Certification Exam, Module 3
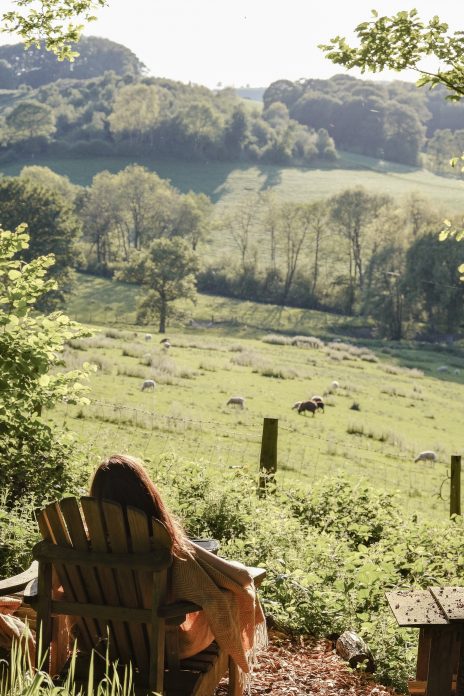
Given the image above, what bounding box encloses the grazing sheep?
[144,333,152,341]
[297,400,318,416]
[454,368,461,375]
[414,450,437,464]
[292,401,302,410]
[141,379,156,392]
[331,380,340,389]
[311,396,325,412]
[437,365,449,373]
[227,396,245,409]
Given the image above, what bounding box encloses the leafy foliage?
[0,226,91,504]
[320,9,464,99]
[1,0,108,61]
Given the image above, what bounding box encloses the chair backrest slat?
[79,497,133,664]
[40,504,96,652]
[59,498,106,646]
[101,500,149,673]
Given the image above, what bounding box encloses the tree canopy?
[2,0,107,60]
[320,9,464,100]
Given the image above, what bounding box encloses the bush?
[0,227,90,509]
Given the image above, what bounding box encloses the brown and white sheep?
[297,400,318,416]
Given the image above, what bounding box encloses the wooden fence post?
[450,455,462,517]
[258,417,278,496]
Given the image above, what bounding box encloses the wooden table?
[387,587,464,696]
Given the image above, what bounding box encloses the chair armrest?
[0,561,38,595]
[247,566,266,588]
[23,577,38,605]
[158,601,202,619]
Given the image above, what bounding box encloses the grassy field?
[57,274,464,523]
[3,151,464,211]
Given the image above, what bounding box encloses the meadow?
[3,153,464,261]
[59,274,464,524]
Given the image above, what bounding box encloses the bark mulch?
[216,631,397,695]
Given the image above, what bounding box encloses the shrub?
[0,227,90,509]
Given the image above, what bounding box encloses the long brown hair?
[89,454,190,557]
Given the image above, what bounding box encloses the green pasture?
[3,150,464,210]
[58,274,464,522]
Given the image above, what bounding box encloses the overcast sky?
[2,0,464,88]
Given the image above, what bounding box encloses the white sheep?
[227,396,245,409]
[162,340,171,350]
[291,401,302,410]
[144,333,152,341]
[414,450,437,464]
[454,368,461,375]
[331,380,340,389]
[141,379,156,392]
[437,365,449,373]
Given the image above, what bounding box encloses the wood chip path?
[216,632,397,695]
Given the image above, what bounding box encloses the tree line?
[0,40,336,167]
[1,163,464,339]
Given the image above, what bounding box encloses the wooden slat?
[430,587,464,622]
[148,517,168,695]
[80,497,132,663]
[416,627,431,680]
[386,590,448,627]
[42,503,98,651]
[101,500,149,673]
[35,560,52,672]
[158,601,202,618]
[247,566,266,588]
[0,561,38,594]
[33,540,171,570]
[50,600,152,623]
[427,625,456,696]
[59,498,106,646]
[38,508,93,659]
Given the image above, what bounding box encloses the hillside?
[61,273,464,524]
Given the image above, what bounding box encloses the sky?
[2,0,464,88]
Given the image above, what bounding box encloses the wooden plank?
[427,625,455,696]
[192,647,228,696]
[101,500,149,673]
[416,627,431,681]
[158,601,202,618]
[80,497,132,664]
[59,497,106,646]
[148,516,168,695]
[0,561,38,594]
[386,590,448,627]
[44,503,99,651]
[35,561,52,672]
[50,600,152,623]
[227,657,240,696]
[38,507,93,658]
[430,587,464,622]
[455,628,464,696]
[247,567,266,588]
[33,540,171,570]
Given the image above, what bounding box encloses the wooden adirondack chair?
[4,496,265,696]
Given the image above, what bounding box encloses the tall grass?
[1,640,142,696]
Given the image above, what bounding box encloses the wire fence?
[54,397,453,521]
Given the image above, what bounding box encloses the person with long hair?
[89,454,267,693]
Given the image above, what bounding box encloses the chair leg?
[227,656,241,696]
